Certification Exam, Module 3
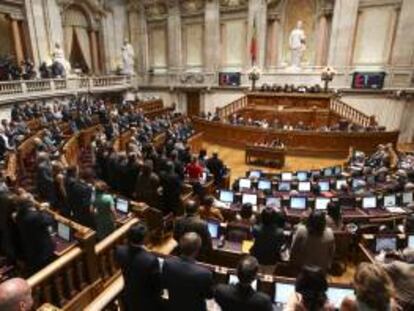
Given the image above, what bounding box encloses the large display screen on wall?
[352,72,386,90]
[219,72,241,87]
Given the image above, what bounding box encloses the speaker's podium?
[245,144,286,168]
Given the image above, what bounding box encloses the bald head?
[0,278,33,311]
[179,232,202,259]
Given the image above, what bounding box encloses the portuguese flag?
[250,18,258,66]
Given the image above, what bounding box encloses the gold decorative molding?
[144,0,168,19]
[180,0,205,14]
[220,0,248,10]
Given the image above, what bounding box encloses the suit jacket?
[15,208,54,272]
[214,283,273,311]
[206,157,225,183]
[115,245,162,311]
[160,172,182,214]
[65,177,94,227]
[36,161,57,204]
[173,215,212,255]
[162,256,213,311]
[250,224,286,265]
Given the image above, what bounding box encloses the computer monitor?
[375,236,397,253]
[315,197,331,210]
[362,196,377,209]
[239,178,252,189]
[333,166,342,176]
[219,190,234,203]
[352,178,364,190]
[298,181,311,192]
[336,179,348,190]
[327,287,355,309]
[318,181,330,192]
[57,222,71,242]
[274,282,295,305]
[266,197,281,209]
[324,167,333,177]
[403,192,413,205]
[383,194,396,207]
[258,180,272,191]
[290,197,306,210]
[116,198,129,214]
[408,235,414,248]
[311,170,321,178]
[249,170,262,179]
[242,193,257,206]
[296,171,308,182]
[228,274,257,290]
[207,221,220,239]
[278,182,291,192]
[281,172,293,181]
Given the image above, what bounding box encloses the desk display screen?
[336,179,348,190]
[352,72,386,89]
[258,180,271,191]
[334,166,342,175]
[266,197,281,209]
[220,190,234,203]
[362,197,377,209]
[228,274,257,290]
[403,192,413,205]
[318,181,330,192]
[352,178,364,189]
[298,182,311,192]
[58,223,71,241]
[315,197,331,210]
[249,170,261,179]
[207,222,220,239]
[327,288,355,308]
[408,235,414,248]
[296,171,308,181]
[239,178,252,189]
[281,172,293,181]
[375,237,397,253]
[274,282,295,304]
[242,193,257,206]
[116,198,129,213]
[383,195,396,207]
[290,197,306,210]
[278,182,291,192]
[324,168,333,177]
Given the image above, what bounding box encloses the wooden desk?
[245,145,286,168]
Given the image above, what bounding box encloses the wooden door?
[186,92,200,117]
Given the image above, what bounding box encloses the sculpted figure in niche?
[121,39,135,76]
[52,42,70,77]
[289,20,306,69]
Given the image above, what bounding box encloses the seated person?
[214,256,273,311]
[235,203,256,226]
[285,265,335,311]
[290,211,335,274]
[162,232,213,311]
[341,263,398,311]
[250,208,286,272]
[173,200,212,257]
[0,278,33,310]
[199,196,224,222]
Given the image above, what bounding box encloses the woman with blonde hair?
[341,263,397,311]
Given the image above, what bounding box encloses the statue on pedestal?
[121,39,135,76]
[52,42,70,77]
[289,20,306,69]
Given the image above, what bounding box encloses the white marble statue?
[121,40,135,76]
[289,21,306,69]
[52,42,71,76]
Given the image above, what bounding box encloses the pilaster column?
[167,0,182,71]
[204,0,220,72]
[266,15,280,69]
[9,15,25,65]
[391,0,414,67]
[90,29,100,74]
[327,0,359,68]
[315,13,329,67]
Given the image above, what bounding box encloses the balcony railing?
[0,76,134,104]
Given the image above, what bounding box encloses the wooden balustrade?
[84,275,124,311]
[330,99,373,127]
[216,95,248,119]
[25,80,52,92]
[136,99,163,112]
[187,132,204,154]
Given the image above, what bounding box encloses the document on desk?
[242,240,254,253]
[386,207,406,214]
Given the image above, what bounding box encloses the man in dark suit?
[115,223,162,311]
[173,200,212,257]
[162,232,213,311]
[160,161,183,215]
[36,152,57,206]
[206,151,225,186]
[15,199,55,274]
[214,256,273,311]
